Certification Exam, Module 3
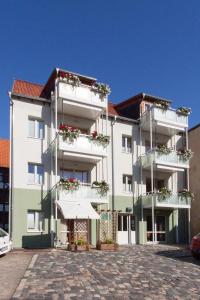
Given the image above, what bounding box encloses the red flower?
[59,124,65,130]
[92,131,98,138]
[68,178,76,183]
[59,71,66,78]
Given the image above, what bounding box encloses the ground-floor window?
[27,210,44,232]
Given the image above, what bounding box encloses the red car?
[191,233,200,258]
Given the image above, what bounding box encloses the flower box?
[68,243,90,252]
[96,241,118,251]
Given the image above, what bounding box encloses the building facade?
[189,124,200,237]
[0,140,9,231]
[10,69,192,248]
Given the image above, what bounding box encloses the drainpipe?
[111,116,117,210]
[8,92,13,240]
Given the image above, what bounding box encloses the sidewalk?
[0,251,33,300]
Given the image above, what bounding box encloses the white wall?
[12,98,51,190]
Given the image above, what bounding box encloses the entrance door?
[118,215,135,245]
[146,215,166,243]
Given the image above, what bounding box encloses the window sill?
[27,136,44,140]
[122,151,133,154]
[27,230,44,233]
[27,183,44,186]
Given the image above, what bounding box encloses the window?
[60,169,88,183]
[123,175,132,193]
[27,210,44,232]
[28,118,44,139]
[122,136,132,153]
[28,163,44,184]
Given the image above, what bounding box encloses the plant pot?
[96,243,118,251]
[75,244,90,252]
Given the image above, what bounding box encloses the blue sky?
[0,1,200,138]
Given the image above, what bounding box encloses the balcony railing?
[58,81,107,109]
[142,193,191,208]
[141,150,189,169]
[141,106,188,130]
[57,134,107,158]
[58,183,108,204]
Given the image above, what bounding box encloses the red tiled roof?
[108,102,119,116]
[12,80,44,98]
[0,140,9,168]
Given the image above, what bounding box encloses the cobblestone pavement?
[12,245,200,300]
[0,251,33,300]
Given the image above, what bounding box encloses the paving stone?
[11,245,200,299]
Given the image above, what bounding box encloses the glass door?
[146,215,166,243]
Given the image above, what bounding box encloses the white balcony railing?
[57,134,107,158]
[141,106,188,130]
[58,81,107,109]
[141,150,189,169]
[142,193,191,208]
[58,183,108,204]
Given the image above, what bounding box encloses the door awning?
[57,200,100,220]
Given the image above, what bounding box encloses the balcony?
[57,134,107,163]
[58,183,108,205]
[141,106,188,135]
[57,81,107,119]
[141,150,189,172]
[142,193,191,209]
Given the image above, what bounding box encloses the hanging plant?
[178,189,194,200]
[154,100,170,111]
[59,177,80,191]
[176,107,191,116]
[59,123,80,142]
[59,71,81,86]
[177,149,192,161]
[157,187,172,199]
[92,181,109,197]
[92,82,111,95]
[89,131,110,147]
[156,144,172,155]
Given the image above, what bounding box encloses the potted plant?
[178,189,194,200]
[59,123,80,142]
[96,239,118,251]
[68,240,90,252]
[59,71,81,86]
[177,149,192,161]
[59,177,80,191]
[154,100,170,111]
[176,107,191,116]
[156,144,172,155]
[157,187,172,199]
[92,82,111,95]
[92,181,109,197]
[89,131,110,147]
[75,239,90,251]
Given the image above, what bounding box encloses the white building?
[9,68,192,248]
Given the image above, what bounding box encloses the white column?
[55,79,58,247]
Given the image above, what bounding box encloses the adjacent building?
[189,124,200,237]
[0,139,9,231]
[9,69,192,248]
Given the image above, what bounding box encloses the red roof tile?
[12,80,44,98]
[108,102,119,116]
[0,140,9,168]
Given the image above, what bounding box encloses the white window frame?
[27,210,44,232]
[123,175,133,193]
[122,135,132,153]
[28,163,44,185]
[28,117,44,139]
